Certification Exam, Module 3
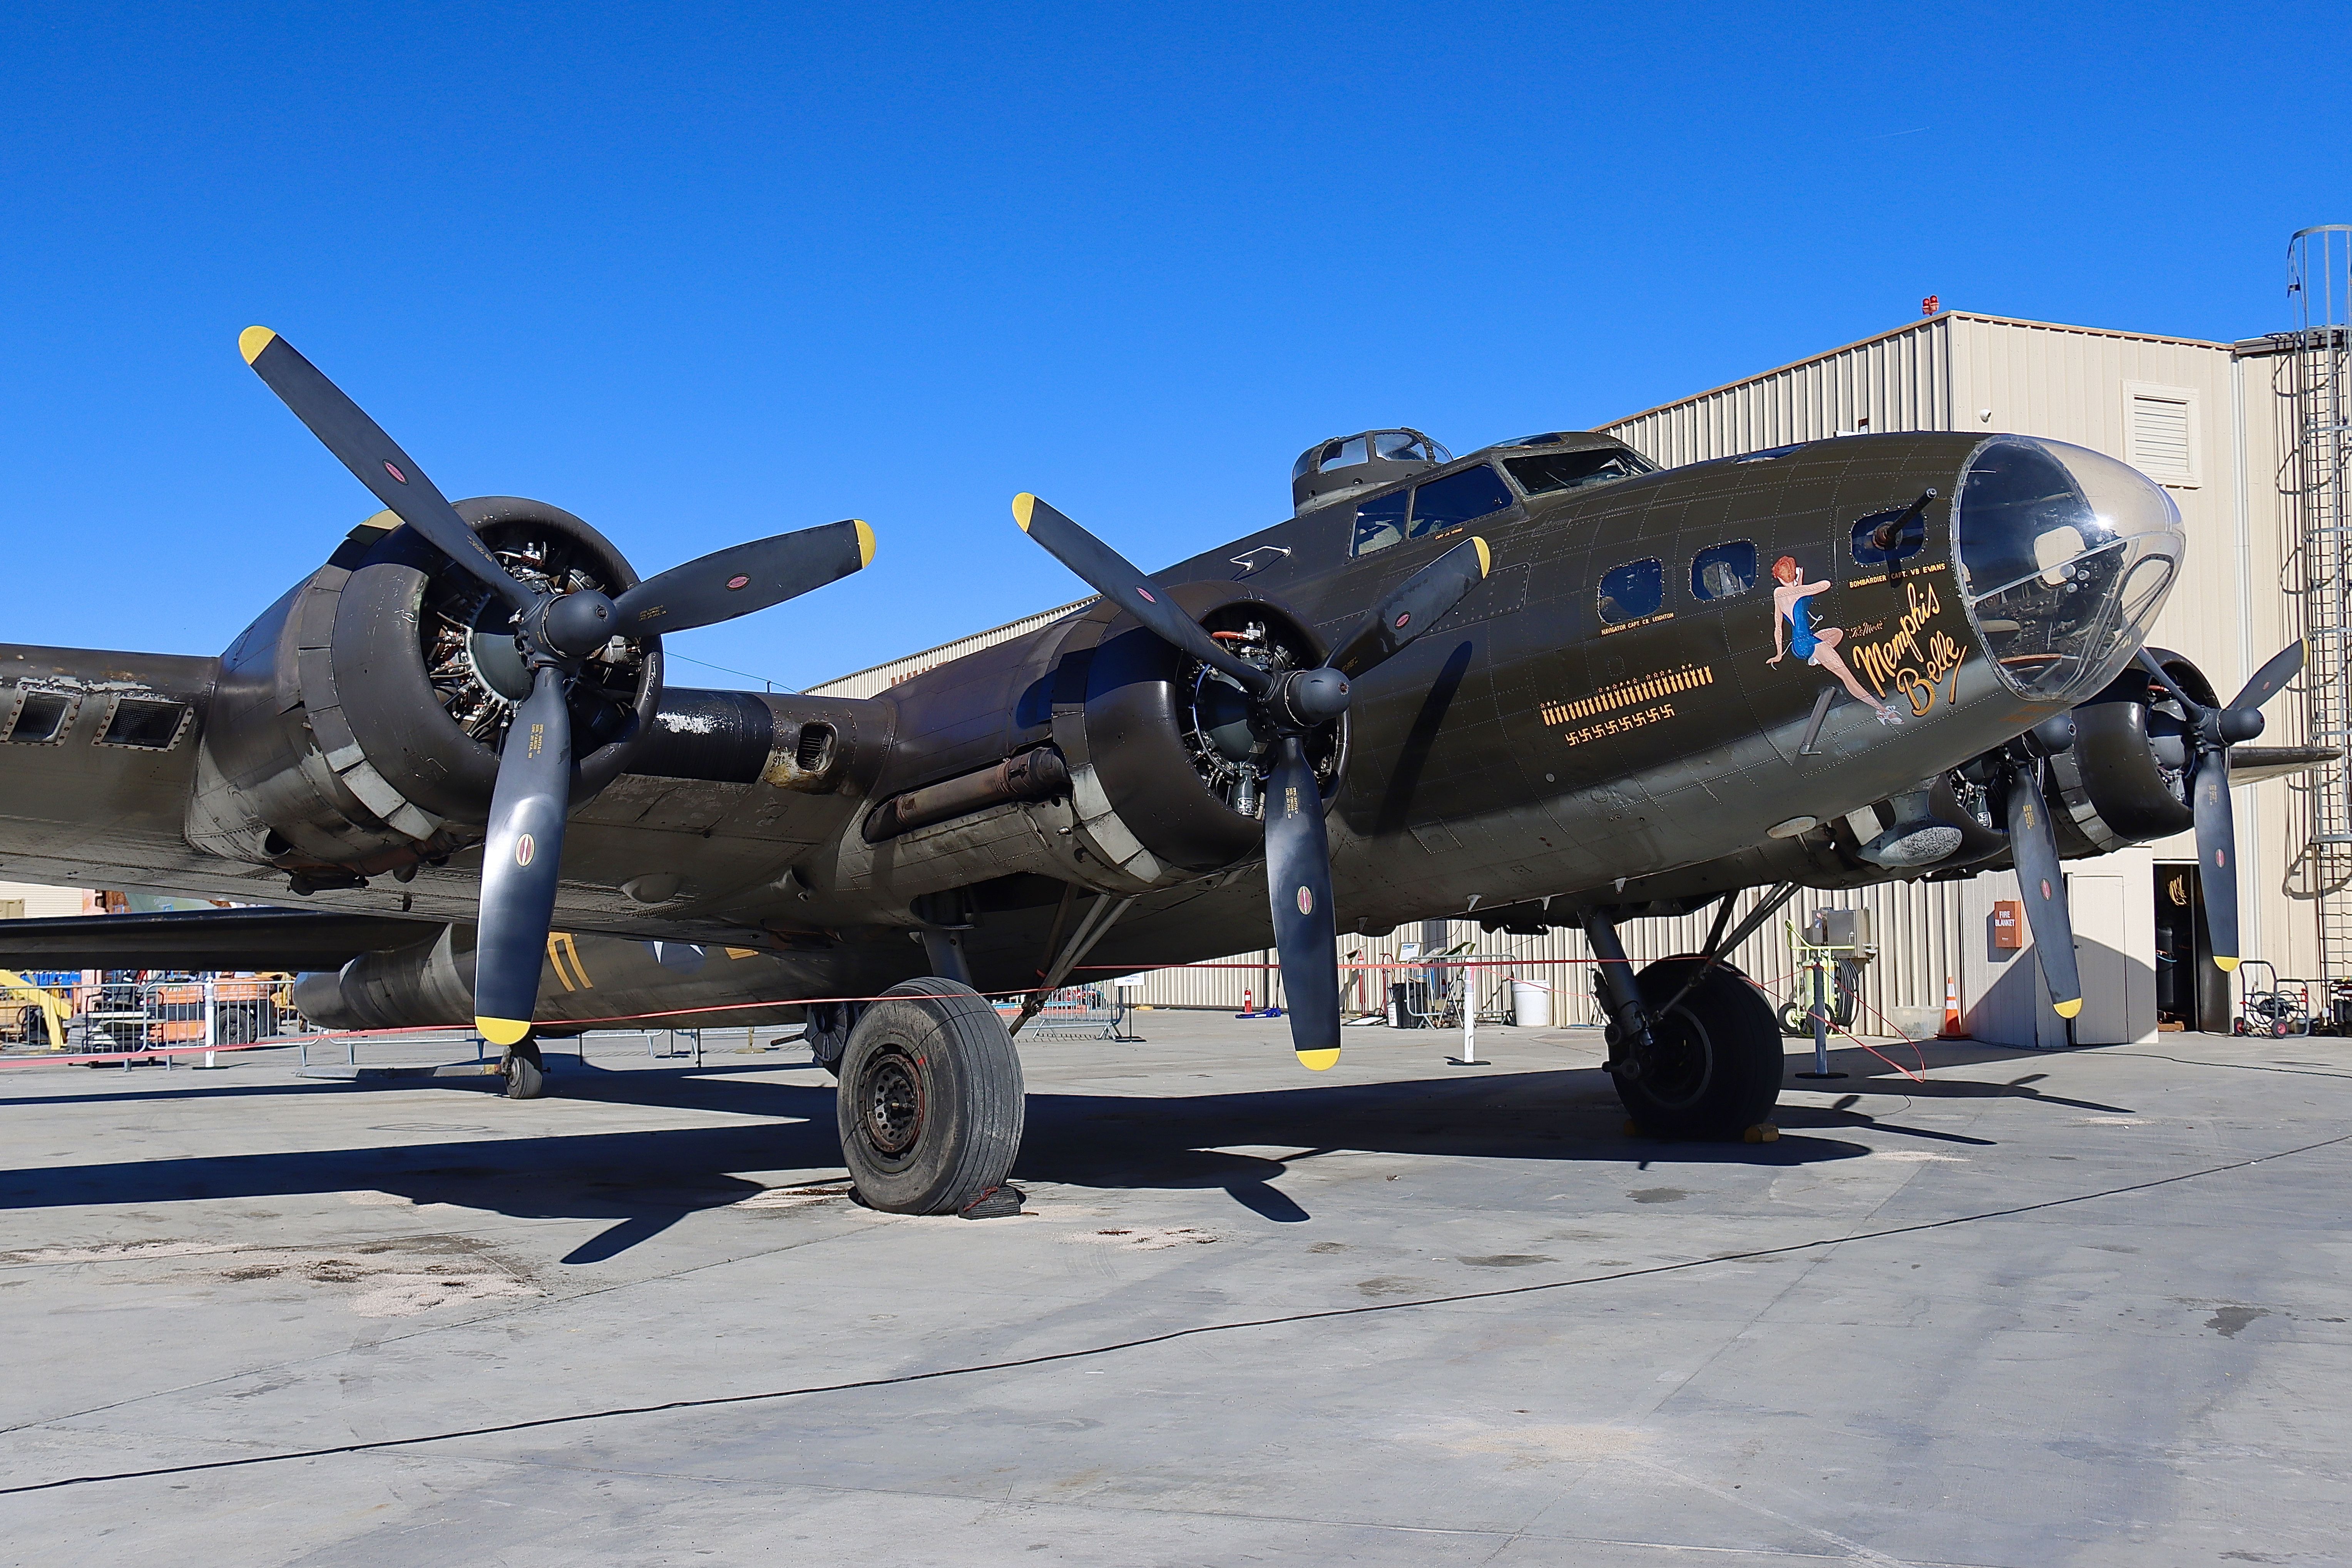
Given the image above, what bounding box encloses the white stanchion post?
[1459,951,1481,1064]
[202,976,217,1069]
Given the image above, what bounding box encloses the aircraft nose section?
[1954,435,2185,703]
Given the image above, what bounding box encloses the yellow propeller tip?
[1296,1048,1341,1072]
[238,325,278,365]
[1472,537,1491,577]
[2215,956,2240,972]
[2053,998,2084,1019]
[477,1016,532,1046]
[852,518,876,569]
[1011,494,1036,532]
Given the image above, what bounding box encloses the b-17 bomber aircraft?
[0,330,2317,1215]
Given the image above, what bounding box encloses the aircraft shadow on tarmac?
[0,1040,2124,1261]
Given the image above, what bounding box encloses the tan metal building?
[813,302,2347,1044]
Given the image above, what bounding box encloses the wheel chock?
[1744,1123,1780,1143]
[959,1183,1026,1220]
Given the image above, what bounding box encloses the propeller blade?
[1264,734,1341,1070]
[2004,757,2083,1020]
[1012,494,1269,692]
[2230,638,2305,713]
[2190,747,2240,972]
[473,667,574,1046]
[2138,649,2200,713]
[239,328,534,613]
[1327,537,1493,678]
[611,519,876,637]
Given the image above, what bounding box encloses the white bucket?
[1511,979,1552,1029]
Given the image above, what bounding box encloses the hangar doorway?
[2155,862,2230,1032]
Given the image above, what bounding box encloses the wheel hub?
[1640,1004,1715,1111]
[858,1048,925,1156]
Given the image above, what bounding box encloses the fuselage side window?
[1850,503,1928,567]
[1691,540,1758,601]
[1407,464,1514,540]
[1504,448,1654,497]
[1350,489,1410,556]
[1598,558,1665,625]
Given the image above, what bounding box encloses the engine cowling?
[831,580,1346,911]
[2045,646,2205,857]
[186,498,661,889]
[1048,581,1346,877]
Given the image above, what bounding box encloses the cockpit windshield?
[1504,447,1654,496]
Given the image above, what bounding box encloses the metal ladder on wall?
[2279,227,2352,988]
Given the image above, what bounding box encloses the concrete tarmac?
[1,1014,2347,1566]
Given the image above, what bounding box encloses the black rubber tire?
[836,977,1024,1215]
[1776,1000,1807,1038]
[502,1036,547,1100]
[1615,958,1784,1140]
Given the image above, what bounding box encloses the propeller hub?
[1276,667,1352,730]
[2026,713,2077,756]
[2220,708,2265,744]
[538,589,618,659]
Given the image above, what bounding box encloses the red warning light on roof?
[1922,295,1940,317]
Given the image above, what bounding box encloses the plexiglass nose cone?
[1954,436,2185,703]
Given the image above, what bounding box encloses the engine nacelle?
[186,499,661,889]
[830,581,1344,911]
[2044,647,2205,857]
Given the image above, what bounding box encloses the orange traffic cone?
[1938,976,1964,1038]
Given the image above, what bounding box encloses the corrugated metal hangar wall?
[816,310,2325,1039]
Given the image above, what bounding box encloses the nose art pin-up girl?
[1767,556,1902,725]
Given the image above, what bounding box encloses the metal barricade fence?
[1012,985,1127,1040]
[0,974,305,1057]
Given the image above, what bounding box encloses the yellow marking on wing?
[2215,956,2240,973]
[478,1016,532,1046]
[1471,537,1491,577]
[1296,1047,1341,1072]
[545,934,576,992]
[724,946,759,959]
[853,518,876,568]
[1011,494,1037,532]
[238,325,278,364]
[2053,997,2083,1019]
[549,931,591,989]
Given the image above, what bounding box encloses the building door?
[2154,862,2230,1032]
[2067,872,2130,1045]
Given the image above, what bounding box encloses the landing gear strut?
[836,978,1025,1214]
[1583,915,1782,1139]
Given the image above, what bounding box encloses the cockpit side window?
[1504,448,1655,497]
[1350,489,1410,556]
[1406,465,1514,539]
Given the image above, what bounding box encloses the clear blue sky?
[1,2,2337,690]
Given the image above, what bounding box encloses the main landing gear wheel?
[501,1034,547,1100]
[1614,958,1783,1140]
[836,977,1025,1215]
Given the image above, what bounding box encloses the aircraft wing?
[2225,745,2342,787]
[0,908,436,971]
